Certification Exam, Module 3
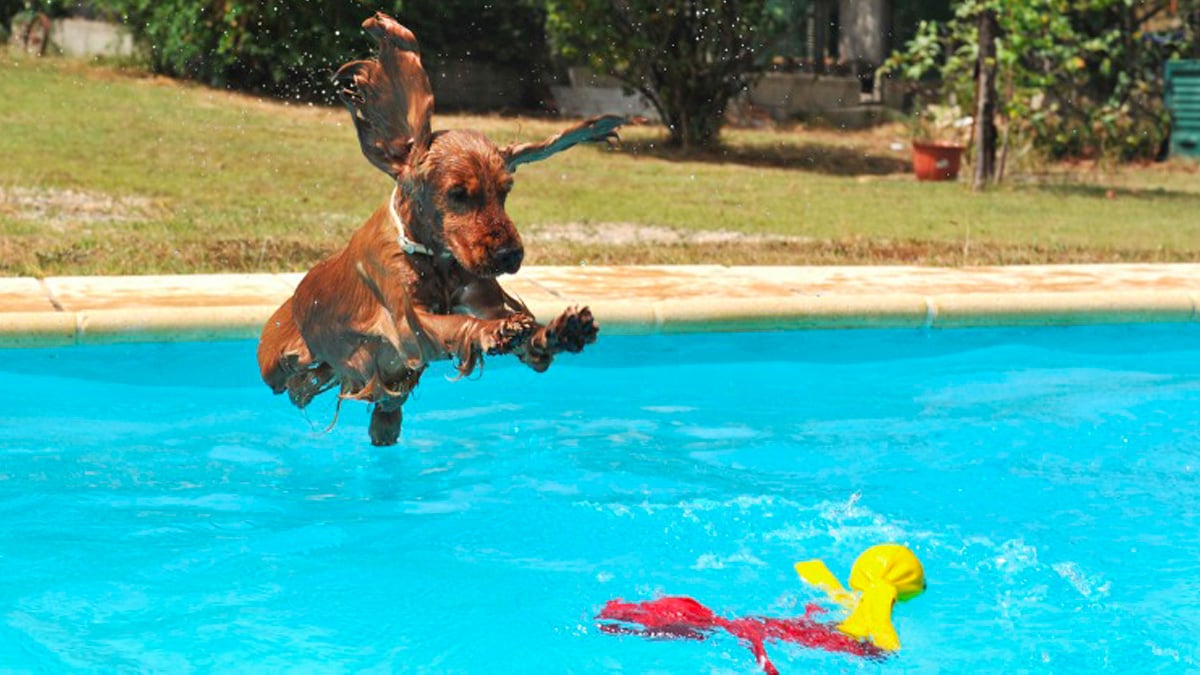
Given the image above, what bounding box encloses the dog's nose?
[494,244,524,274]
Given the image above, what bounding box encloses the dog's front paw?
[547,306,599,354]
[482,313,537,355]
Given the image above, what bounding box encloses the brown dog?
[257,13,626,445]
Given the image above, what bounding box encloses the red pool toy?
[596,544,927,672]
[596,596,884,674]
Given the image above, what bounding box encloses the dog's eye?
[448,186,469,203]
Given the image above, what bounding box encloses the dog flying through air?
[257,13,628,445]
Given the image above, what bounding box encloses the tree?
[544,0,785,151]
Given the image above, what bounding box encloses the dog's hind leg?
[364,367,424,446]
[370,401,403,447]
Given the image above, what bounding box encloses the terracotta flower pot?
[911,140,965,181]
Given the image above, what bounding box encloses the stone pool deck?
[1,263,1199,347]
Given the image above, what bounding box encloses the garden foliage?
[885,0,1200,161]
[81,0,547,103]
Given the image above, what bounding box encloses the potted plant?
[909,102,971,181]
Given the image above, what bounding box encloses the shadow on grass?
[1028,182,1200,202]
[621,139,911,176]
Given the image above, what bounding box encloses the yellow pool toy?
[794,543,926,651]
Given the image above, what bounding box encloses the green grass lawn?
[2,56,1199,276]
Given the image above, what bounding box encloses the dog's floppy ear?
[334,13,434,179]
[501,115,628,171]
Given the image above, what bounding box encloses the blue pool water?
[2,324,1200,672]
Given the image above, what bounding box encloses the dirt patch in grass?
[526,222,810,246]
[0,234,337,277]
[524,237,1194,267]
[0,186,161,229]
[4,229,1193,278]
[524,221,1198,265]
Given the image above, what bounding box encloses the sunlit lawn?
[1,56,1198,276]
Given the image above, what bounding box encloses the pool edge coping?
[2,264,1199,346]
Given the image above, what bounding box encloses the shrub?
[95,0,549,103]
[95,0,374,100]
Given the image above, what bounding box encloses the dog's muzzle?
[492,244,524,275]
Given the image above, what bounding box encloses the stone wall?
[547,69,897,127]
[49,18,134,58]
[747,73,862,120]
[549,67,659,121]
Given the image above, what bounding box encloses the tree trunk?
[664,102,726,151]
[973,8,998,191]
[657,78,733,151]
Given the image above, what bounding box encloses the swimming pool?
[1,323,1198,671]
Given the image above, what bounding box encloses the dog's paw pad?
[484,314,537,355]
[551,306,599,353]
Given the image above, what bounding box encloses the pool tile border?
[931,290,1199,327]
[2,265,1199,347]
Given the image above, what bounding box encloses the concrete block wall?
[51,18,134,58]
